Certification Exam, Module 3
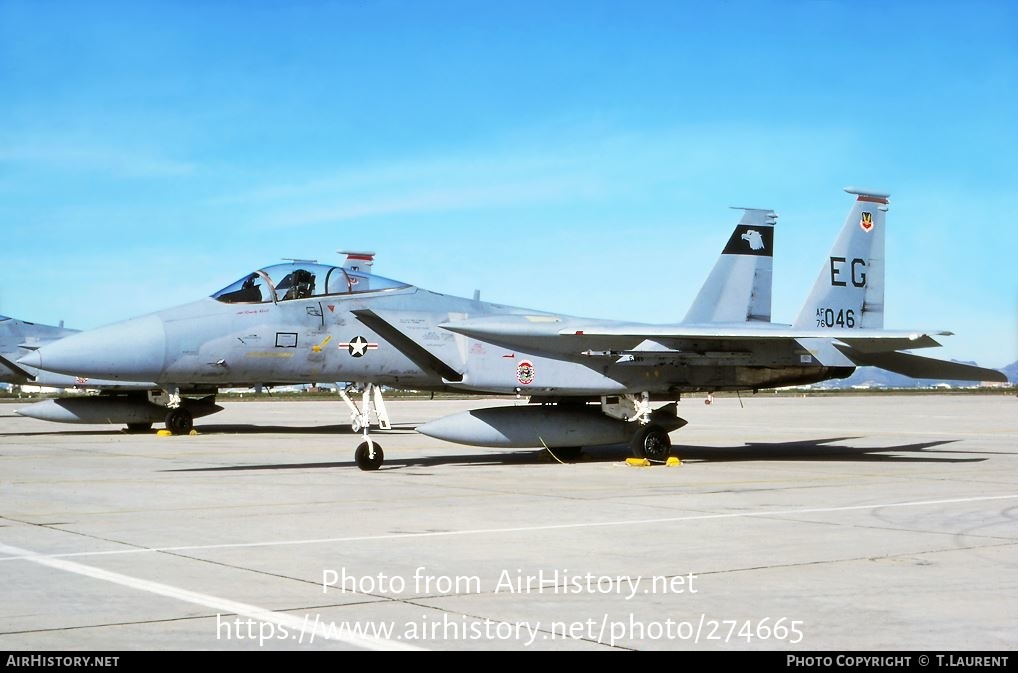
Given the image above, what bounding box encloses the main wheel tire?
[355,441,384,471]
[125,423,153,434]
[165,408,194,435]
[630,425,672,462]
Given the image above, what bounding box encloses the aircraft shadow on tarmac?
[0,422,998,469]
[164,435,992,473]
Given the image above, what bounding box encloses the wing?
[440,316,1006,383]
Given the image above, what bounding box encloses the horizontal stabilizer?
[838,335,944,353]
[837,348,1007,382]
[352,309,464,382]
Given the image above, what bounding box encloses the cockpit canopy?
[212,263,410,304]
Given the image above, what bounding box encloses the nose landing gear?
[340,383,390,471]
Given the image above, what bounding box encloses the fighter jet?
[19,189,1005,469]
[1,314,223,431]
[11,212,769,435]
[9,251,380,430]
[1,315,77,386]
[1,315,157,393]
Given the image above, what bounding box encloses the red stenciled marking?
[856,195,888,204]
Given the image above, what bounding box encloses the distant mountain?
[815,360,1014,390]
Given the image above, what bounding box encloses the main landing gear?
[630,424,672,462]
[602,392,676,463]
[163,387,194,435]
[339,383,390,471]
[164,407,194,435]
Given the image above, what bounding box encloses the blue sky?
[1,0,1016,367]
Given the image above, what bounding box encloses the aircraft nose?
[19,314,167,380]
[16,350,41,369]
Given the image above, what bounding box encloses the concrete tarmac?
[1,393,1016,651]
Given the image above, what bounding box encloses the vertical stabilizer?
[683,208,776,323]
[339,250,376,273]
[794,188,889,330]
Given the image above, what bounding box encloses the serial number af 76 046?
[815,307,856,328]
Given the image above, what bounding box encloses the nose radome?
[17,350,41,369]
[19,314,167,380]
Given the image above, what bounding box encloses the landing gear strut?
[159,386,194,435]
[340,383,390,471]
[601,392,677,463]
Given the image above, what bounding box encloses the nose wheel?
[355,440,384,471]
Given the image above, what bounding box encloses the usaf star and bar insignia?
[339,336,379,358]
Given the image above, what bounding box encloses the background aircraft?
[1,314,219,431]
[1,314,77,386]
[19,190,1005,469]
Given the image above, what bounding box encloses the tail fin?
[793,188,889,330]
[682,207,776,324]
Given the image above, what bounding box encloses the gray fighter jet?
[11,212,773,437]
[19,189,1005,469]
[1,315,78,387]
[1,314,223,431]
[13,207,775,449]
[9,251,380,430]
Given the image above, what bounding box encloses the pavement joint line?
[1,493,1016,563]
[0,542,422,652]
